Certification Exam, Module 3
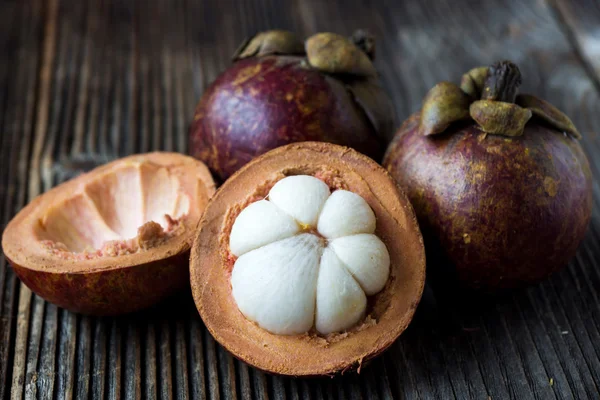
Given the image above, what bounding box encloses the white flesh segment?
[229,200,300,257]
[231,234,322,335]
[268,175,330,226]
[317,190,376,239]
[315,248,367,334]
[329,234,390,295]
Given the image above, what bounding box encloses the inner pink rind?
[34,162,191,255]
[140,163,180,229]
[38,193,121,252]
[85,165,144,238]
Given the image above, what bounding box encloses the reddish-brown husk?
[9,251,189,315]
[189,56,385,181]
[384,114,592,290]
[2,152,216,315]
[190,142,426,376]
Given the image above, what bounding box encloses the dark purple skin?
[383,114,593,290]
[189,56,384,181]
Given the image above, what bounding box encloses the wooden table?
[1,0,600,398]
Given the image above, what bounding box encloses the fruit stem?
[350,30,375,60]
[481,61,522,103]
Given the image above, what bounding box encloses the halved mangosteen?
[190,142,426,376]
[2,152,216,315]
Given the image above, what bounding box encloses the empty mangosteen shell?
[190,142,426,376]
[2,152,216,315]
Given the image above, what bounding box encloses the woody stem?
[481,61,522,103]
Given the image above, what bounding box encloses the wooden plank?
[550,0,600,85]
[217,346,237,400]
[23,297,45,399]
[189,312,207,400]
[236,359,251,400]
[174,320,190,400]
[36,303,58,399]
[159,321,173,400]
[271,375,287,400]
[205,328,221,400]
[106,320,123,400]
[27,1,85,398]
[122,323,142,399]
[1,0,600,399]
[0,0,29,395]
[75,316,92,398]
[537,4,600,395]
[252,368,269,400]
[91,320,108,399]
[144,322,158,399]
[55,310,78,400]
[9,0,54,397]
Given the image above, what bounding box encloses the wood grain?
[1,0,600,399]
[550,0,600,86]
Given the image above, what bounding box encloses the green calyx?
[232,29,394,142]
[233,30,378,77]
[233,30,305,60]
[305,32,377,77]
[419,60,581,139]
[419,82,471,136]
[516,94,582,139]
[470,100,532,137]
[460,67,488,99]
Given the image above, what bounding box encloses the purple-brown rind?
[384,114,592,290]
[189,56,385,181]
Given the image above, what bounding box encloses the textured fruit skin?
[8,252,189,315]
[189,56,384,181]
[384,114,593,290]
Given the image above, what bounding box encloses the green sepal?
[419,82,471,136]
[233,30,304,60]
[517,94,582,139]
[470,100,532,137]
[460,67,489,99]
[305,33,377,77]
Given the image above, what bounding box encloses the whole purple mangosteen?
[383,61,592,291]
[189,30,395,181]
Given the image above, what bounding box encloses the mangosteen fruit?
[1,152,216,315]
[189,29,395,181]
[383,61,592,291]
[190,142,426,376]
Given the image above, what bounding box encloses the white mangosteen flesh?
[229,175,390,335]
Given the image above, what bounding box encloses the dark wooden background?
[1,0,600,398]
